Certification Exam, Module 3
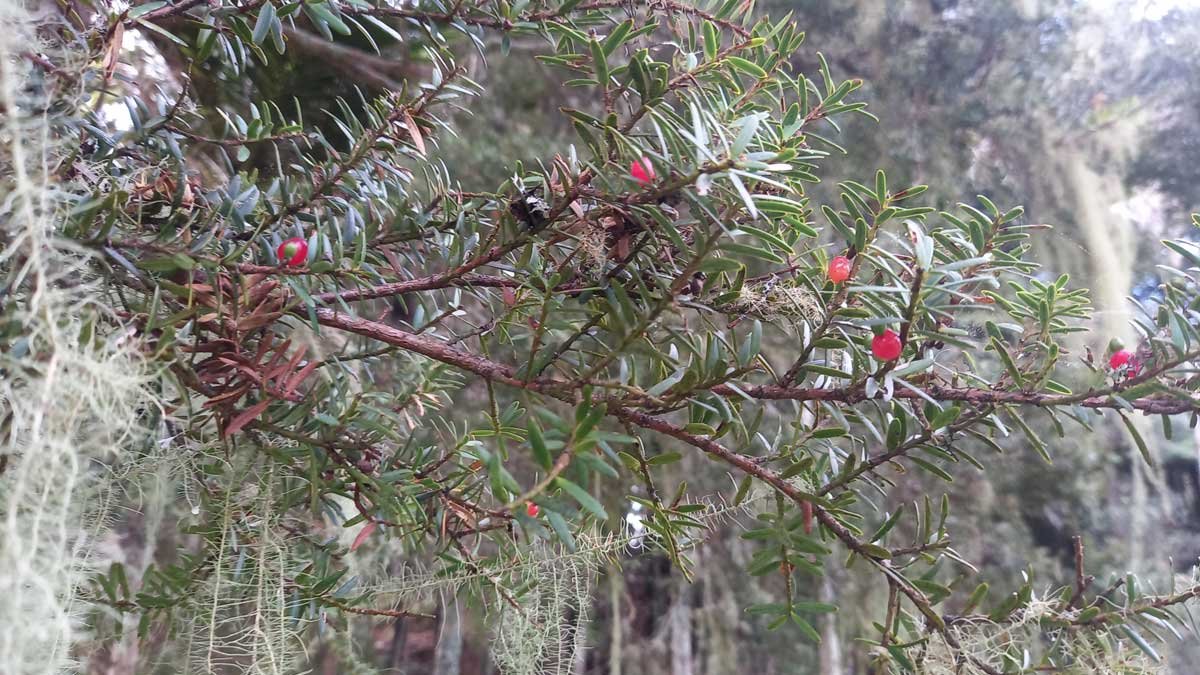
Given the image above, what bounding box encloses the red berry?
[827,255,852,284]
[525,502,540,517]
[871,329,903,362]
[630,157,655,185]
[276,237,308,267]
[1109,349,1133,370]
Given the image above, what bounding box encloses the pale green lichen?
[0,3,158,671]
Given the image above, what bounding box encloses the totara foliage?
[3,0,1200,673]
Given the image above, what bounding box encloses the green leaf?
[733,475,753,505]
[1007,409,1051,463]
[1120,625,1162,663]
[737,319,762,366]
[790,613,821,641]
[252,3,277,45]
[745,602,788,616]
[963,583,989,614]
[885,417,905,450]
[727,172,758,219]
[546,510,577,552]
[869,507,903,543]
[699,256,744,273]
[601,19,633,56]
[556,477,608,520]
[702,21,719,61]
[589,38,609,86]
[989,338,1025,388]
[911,578,951,604]
[301,1,350,37]
[929,406,961,430]
[1163,239,1200,268]
[811,427,846,439]
[528,420,551,470]
[726,56,766,79]
[802,364,850,379]
[891,358,935,378]
[792,601,838,614]
[128,1,166,18]
[886,644,915,671]
[908,457,952,482]
[721,242,784,263]
[1118,412,1154,468]
[138,254,195,272]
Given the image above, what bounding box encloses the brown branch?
[1069,535,1092,609]
[313,273,519,305]
[313,304,1200,419]
[130,0,208,24]
[323,596,435,620]
[281,26,416,92]
[334,0,751,38]
[723,379,1200,416]
[304,307,1200,671]
[307,307,992,670]
[164,124,307,148]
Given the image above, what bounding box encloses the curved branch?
[728,379,1200,415]
[305,306,998,671]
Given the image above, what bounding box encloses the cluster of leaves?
[15,0,1200,671]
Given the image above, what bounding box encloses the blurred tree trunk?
[608,567,623,675]
[818,573,843,675]
[433,601,462,675]
[1064,142,1174,575]
[668,583,693,675]
[386,619,407,672]
[698,543,740,675]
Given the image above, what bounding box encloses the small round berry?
[871,329,903,362]
[525,502,540,518]
[827,255,852,284]
[276,237,308,267]
[630,157,656,185]
[1109,349,1133,370]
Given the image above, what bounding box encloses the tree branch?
[307,307,1001,670]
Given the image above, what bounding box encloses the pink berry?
[1109,349,1133,370]
[871,329,903,362]
[827,256,852,284]
[630,157,655,185]
[526,502,540,517]
[276,237,308,267]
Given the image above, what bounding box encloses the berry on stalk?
[871,329,903,361]
[526,502,540,517]
[277,237,308,267]
[827,255,852,284]
[1109,349,1133,370]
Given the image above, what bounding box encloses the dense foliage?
[3,1,1200,673]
